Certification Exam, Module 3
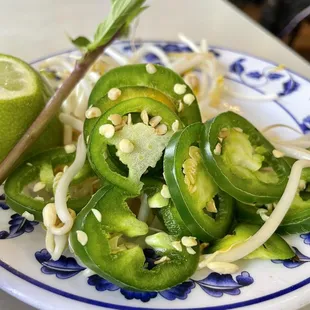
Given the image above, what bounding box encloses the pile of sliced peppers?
[5,63,309,292]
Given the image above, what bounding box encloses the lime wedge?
[0,54,62,163]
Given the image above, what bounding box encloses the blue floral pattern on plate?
[0,214,39,239]
[229,57,300,97]
[272,247,310,268]
[268,72,284,80]
[35,249,85,279]
[0,194,9,210]
[195,271,254,297]
[230,58,246,75]
[36,248,254,303]
[301,233,310,245]
[300,116,310,133]
[87,271,253,302]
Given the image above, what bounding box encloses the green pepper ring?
[69,185,200,291]
[88,97,183,195]
[84,86,177,139]
[201,111,291,204]
[88,64,201,126]
[164,122,234,241]
[236,196,310,235]
[4,148,95,221]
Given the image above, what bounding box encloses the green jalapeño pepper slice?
[157,200,191,237]
[206,224,294,260]
[69,186,199,291]
[87,64,201,133]
[88,97,182,194]
[85,86,177,139]
[236,168,310,234]
[201,112,291,204]
[164,122,234,242]
[4,147,100,221]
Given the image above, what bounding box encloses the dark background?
[229,0,310,61]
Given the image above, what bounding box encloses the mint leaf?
[87,0,147,51]
[119,6,148,38]
[70,36,91,49]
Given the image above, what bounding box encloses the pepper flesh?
[236,168,310,234]
[4,147,98,221]
[84,86,176,139]
[88,97,182,194]
[201,112,291,204]
[164,122,234,241]
[88,64,201,127]
[69,186,199,291]
[206,223,294,260]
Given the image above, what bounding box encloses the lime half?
[0,54,62,163]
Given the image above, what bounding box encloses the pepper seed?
[299,180,306,191]
[22,211,35,221]
[219,128,229,138]
[127,113,132,125]
[146,63,157,74]
[206,261,239,274]
[99,124,115,138]
[233,127,243,133]
[154,256,170,265]
[34,196,44,201]
[33,181,46,192]
[155,124,168,135]
[108,88,122,101]
[272,149,284,158]
[141,110,149,125]
[173,83,187,95]
[64,144,76,154]
[119,139,134,153]
[161,184,171,199]
[91,208,102,222]
[181,236,197,247]
[115,124,125,131]
[178,101,184,112]
[172,120,179,132]
[172,241,182,252]
[85,107,102,119]
[149,115,162,127]
[183,93,195,105]
[76,230,88,246]
[186,247,196,255]
[206,199,217,213]
[214,143,222,155]
[108,114,122,125]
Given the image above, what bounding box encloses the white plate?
[1,40,310,310]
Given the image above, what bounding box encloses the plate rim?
[1,40,310,310]
[29,39,310,85]
[1,258,310,310]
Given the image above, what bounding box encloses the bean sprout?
[199,160,310,267]
[105,47,130,65]
[59,113,84,132]
[129,44,172,67]
[51,134,86,235]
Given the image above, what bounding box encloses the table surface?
[1,0,310,309]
